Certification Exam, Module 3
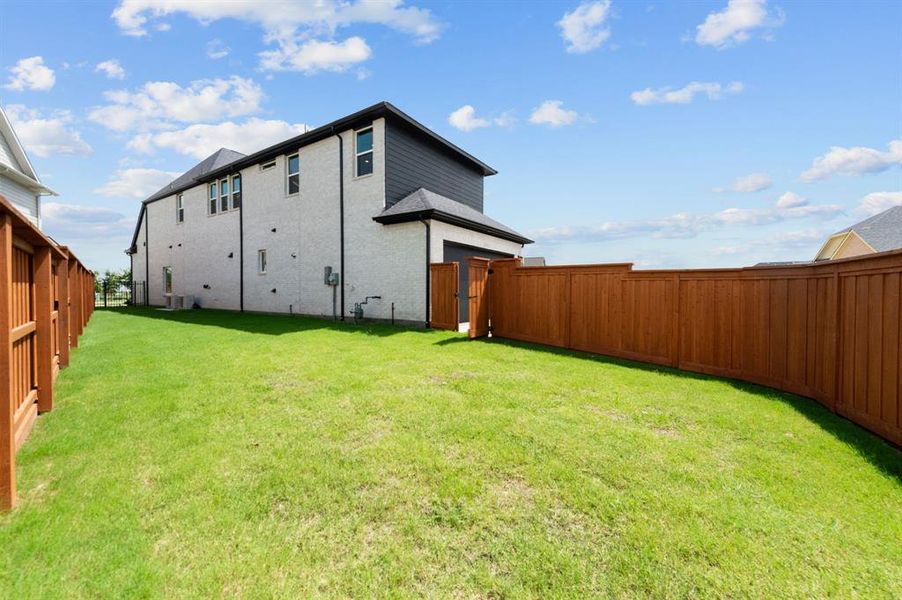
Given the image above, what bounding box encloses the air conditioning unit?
[182,295,194,310]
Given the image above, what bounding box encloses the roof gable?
[840,206,902,252]
[0,104,40,183]
[145,148,245,203]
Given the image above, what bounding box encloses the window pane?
[288,155,299,175]
[232,175,241,193]
[357,129,373,154]
[221,195,229,211]
[232,191,241,210]
[288,174,299,195]
[220,179,229,195]
[210,183,217,199]
[210,198,217,214]
[357,152,373,176]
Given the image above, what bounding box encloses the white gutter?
[0,163,57,196]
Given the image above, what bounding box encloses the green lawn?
[2,308,900,598]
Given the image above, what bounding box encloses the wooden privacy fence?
[481,252,902,446]
[0,195,94,510]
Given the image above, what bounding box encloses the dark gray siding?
[384,122,484,212]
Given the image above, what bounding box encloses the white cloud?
[529,100,583,127]
[41,202,133,240]
[714,172,772,193]
[259,37,372,73]
[95,59,126,79]
[695,0,784,48]
[94,168,182,199]
[111,0,442,73]
[4,105,92,158]
[800,139,902,182]
[856,191,902,216]
[4,56,55,91]
[712,228,827,257]
[448,105,490,132]
[631,81,744,105]
[128,118,309,160]
[558,1,612,54]
[88,76,264,132]
[775,191,807,209]
[206,39,231,60]
[530,196,843,243]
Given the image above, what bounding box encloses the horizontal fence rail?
[0,194,94,510]
[487,253,902,446]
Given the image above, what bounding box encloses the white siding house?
[127,102,530,326]
[0,104,55,227]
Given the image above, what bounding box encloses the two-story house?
[0,104,55,227]
[127,102,532,326]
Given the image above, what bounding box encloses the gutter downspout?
[144,207,149,302]
[421,218,430,328]
[239,182,244,312]
[333,126,345,320]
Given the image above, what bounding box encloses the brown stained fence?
[0,195,94,510]
[486,253,902,446]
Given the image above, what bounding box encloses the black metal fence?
[95,280,147,308]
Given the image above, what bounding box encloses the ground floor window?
[258,250,267,274]
[163,266,172,294]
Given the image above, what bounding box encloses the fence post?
[58,254,70,367]
[103,279,107,308]
[0,214,15,510]
[68,260,79,348]
[35,247,54,414]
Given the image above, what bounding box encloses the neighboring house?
[814,206,902,261]
[0,104,55,227]
[127,101,532,325]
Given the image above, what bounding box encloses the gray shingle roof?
[838,205,902,252]
[145,148,245,203]
[374,188,532,244]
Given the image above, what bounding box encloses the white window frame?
[286,153,300,196]
[209,182,218,215]
[231,174,241,210]
[163,266,173,294]
[260,160,276,172]
[219,178,229,213]
[176,194,184,223]
[355,127,374,178]
[257,249,267,274]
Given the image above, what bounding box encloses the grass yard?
[1,308,900,598]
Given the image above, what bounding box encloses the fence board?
[487,253,902,446]
[0,196,93,510]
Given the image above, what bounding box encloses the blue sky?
[1,0,900,272]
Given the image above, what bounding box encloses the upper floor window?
[287,154,299,195]
[176,194,184,223]
[220,179,230,212]
[231,175,242,210]
[209,182,218,215]
[260,160,276,171]
[356,128,373,177]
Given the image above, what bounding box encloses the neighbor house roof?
[836,206,902,253]
[373,187,533,245]
[145,148,246,203]
[0,104,56,195]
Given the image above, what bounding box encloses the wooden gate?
[468,257,490,338]
[430,262,458,330]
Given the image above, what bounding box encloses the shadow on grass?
[96,306,434,338]
[96,307,901,481]
[460,334,902,482]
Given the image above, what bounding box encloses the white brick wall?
[130,117,523,324]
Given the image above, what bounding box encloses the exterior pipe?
[239,181,244,312]
[144,207,149,302]
[333,127,346,321]
[421,219,430,328]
